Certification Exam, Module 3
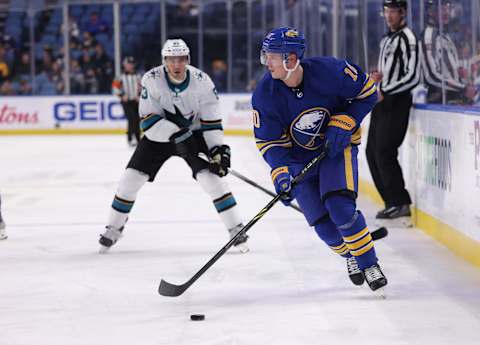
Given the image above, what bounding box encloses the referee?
[366,0,419,225]
[113,56,142,147]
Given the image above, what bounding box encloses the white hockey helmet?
[162,39,190,64]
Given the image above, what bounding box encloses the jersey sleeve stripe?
[356,76,377,99]
[140,114,162,131]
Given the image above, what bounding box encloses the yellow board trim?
[359,179,480,268]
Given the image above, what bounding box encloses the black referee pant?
[122,100,140,143]
[366,91,412,208]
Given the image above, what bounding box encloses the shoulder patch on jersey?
[192,70,207,81]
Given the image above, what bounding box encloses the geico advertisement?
[0,95,253,130]
[0,96,125,129]
[411,107,480,241]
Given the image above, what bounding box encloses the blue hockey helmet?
[261,27,306,64]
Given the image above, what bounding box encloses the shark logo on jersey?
[290,107,330,150]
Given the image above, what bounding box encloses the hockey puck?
[190,314,205,321]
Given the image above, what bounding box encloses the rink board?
[358,104,480,267]
[0,94,254,135]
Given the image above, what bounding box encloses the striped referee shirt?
[378,24,419,95]
[117,72,142,101]
[420,25,464,92]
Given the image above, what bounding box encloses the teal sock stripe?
[214,193,236,213]
[112,196,134,214]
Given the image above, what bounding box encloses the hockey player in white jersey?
[99,39,249,253]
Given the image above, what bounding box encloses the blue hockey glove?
[169,128,198,158]
[325,114,357,158]
[271,166,295,206]
[208,145,231,177]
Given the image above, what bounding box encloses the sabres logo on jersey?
[290,107,330,150]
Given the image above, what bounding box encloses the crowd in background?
[0,0,479,105]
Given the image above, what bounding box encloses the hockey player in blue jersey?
[252,27,387,292]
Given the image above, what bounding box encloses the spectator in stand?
[18,76,32,95]
[70,59,85,94]
[51,61,64,94]
[82,31,97,51]
[84,68,99,94]
[0,46,11,83]
[211,59,227,92]
[83,11,109,36]
[37,46,54,74]
[93,43,113,93]
[80,47,95,73]
[0,80,15,95]
[62,15,81,42]
[35,70,57,95]
[14,51,31,81]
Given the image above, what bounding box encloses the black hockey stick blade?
[158,152,327,297]
[371,226,388,241]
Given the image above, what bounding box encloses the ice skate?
[346,256,364,286]
[99,225,124,253]
[229,224,249,253]
[364,264,388,298]
[0,219,7,240]
[376,205,412,228]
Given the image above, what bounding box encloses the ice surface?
[0,135,479,345]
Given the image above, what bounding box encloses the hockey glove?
[169,128,198,158]
[208,145,231,177]
[271,166,295,206]
[325,114,356,158]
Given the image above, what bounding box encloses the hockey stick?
[228,169,303,213]
[158,151,328,297]
[227,168,387,241]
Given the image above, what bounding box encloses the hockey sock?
[108,168,148,229]
[325,195,377,269]
[313,214,351,258]
[196,169,243,230]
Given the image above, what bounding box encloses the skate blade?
[374,287,387,299]
[0,235,7,240]
[235,243,250,254]
[99,245,111,254]
[376,217,413,228]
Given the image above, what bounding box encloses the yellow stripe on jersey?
[271,166,289,183]
[356,75,377,99]
[256,134,292,155]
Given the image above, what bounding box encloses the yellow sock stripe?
[346,233,373,250]
[271,166,289,183]
[343,227,369,243]
[328,115,356,131]
[330,243,350,255]
[349,241,375,257]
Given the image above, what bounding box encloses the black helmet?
[383,0,407,9]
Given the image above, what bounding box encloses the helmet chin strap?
[281,59,300,81]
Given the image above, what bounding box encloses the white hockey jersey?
[139,65,224,148]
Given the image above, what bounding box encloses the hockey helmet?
[162,39,190,63]
[383,0,407,9]
[260,27,305,65]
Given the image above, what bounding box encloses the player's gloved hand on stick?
[271,166,295,206]
[325,114,356,158]
[169,127,198,158]
[208,145,231,177]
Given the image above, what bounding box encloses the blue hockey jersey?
[252,57,377,170]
